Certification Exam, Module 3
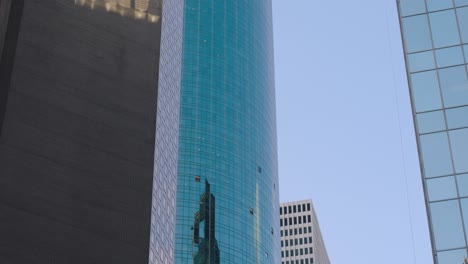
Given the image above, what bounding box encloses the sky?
[273,1,434,264]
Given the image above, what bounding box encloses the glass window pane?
[437,249,467,264]
[446,106,468,129]
[460,199,468,243]
[464,45,468,61]
[399,0,426,16]
[410,71,443,112]
[416,110,446,133]
[427,176,457,201]
[427,0,453,12]
[430,200,465,250]
[456,0,468,7]
[435,46,465,68]
[409,51,435,72]
[450,128,468,173]
[458,7,468,43]
[420,132,453,178]
[439,66,468,108]
[429,10,461,48]
[457,174,468,197]
[402,15,433,53]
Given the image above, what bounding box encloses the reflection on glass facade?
[175,0,280,263]
[398,1,468,263]
[74,0,162,23]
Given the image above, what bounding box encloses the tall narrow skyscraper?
[397,1,468,263]
[174,0,280,263]
[0,1,182,263]
[280,200,330,264]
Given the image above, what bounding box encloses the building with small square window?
[280,200,330,264]
[397,1,468,263]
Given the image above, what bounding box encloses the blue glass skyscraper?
[174,0,280,263]
[397,1,468,263]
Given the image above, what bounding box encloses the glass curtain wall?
[174,0,280,263]
[398,1,468,263]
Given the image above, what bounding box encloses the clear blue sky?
[273,1,433,263]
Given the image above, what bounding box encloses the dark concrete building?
[0,0,183,263]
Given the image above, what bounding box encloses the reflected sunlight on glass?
[74,0,161,23]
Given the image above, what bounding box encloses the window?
[308,215,311,223]
[431,200,466,250]
[420,132,454,177]
[294,228,297,235]
[457,174,468,197]
[457,7,468,43]
[281,230,283,237]
[308,226,312,233]
[299,216,302,224]
[426,0,453,12]
[293,205,297,213]
[281,251,284,258]
[408,50,435,72]
[286,240,289,246]
[309,237,313,243]
[302,204,306,211]
[281,241,284,247]
[298,205,301,212]
[289,218,292,225]
[427,176,457,201]
[303,215,307,223]
[289,206,292,214]
[310,247,313,254]
[416,111,446,134]
[399,0,426,16]
[295,239,298,245]
[304,227,307,233]
[435,46,464,68]
[286,250,289,257]
[307,203,311,211]
[290,229,293,236]
[294,217,297,225]
[280,219,283,226]
[429,10,460,48]
[446,106,468,129]
[450,128,468,173]
[305,248,308,254]
[299,238,303,245]
[410,70,443,112]
[280,207,282,215]
[299,228,302,234]
[295,249,298,256]
[402,15,432,52]
[300,248,303,255]
[438,66,468,108]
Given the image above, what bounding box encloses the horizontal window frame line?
[401,4,468,19]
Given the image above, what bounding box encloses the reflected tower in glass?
[0,1,183,263]
[397,1,468,263]
[175,0,280,263]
